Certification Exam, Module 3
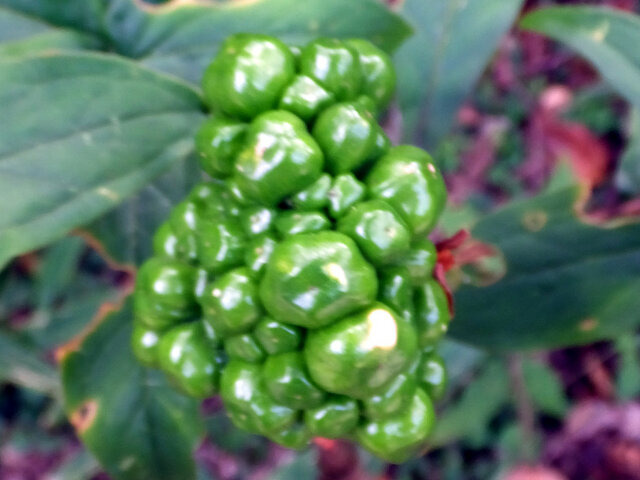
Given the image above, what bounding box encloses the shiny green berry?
[157,322,220,398]
[131,323,163,367]
[327,173,365,219]
[134,258,198,329]
[399,240,438,286]
[195,116,247,178]
[203,34,295,119]
[200,268,262,337]
[304,396,360,439]
[254,318,303,355]
[274,211,331,237]
[337,200,412,266]
[290,173,332,211]
[378,267,414,321]
[259,231,378,329]
[233,111,324,206]
[224,332,266,363]
[268,422,311,450]
[312,101,378,174]
[195,216,246,273]
[347,39,396,111]
[263,351,326,409]
[357,389,436,464]
[299,38,362,101]
[304,303,418,398]
[414,279,451,348]
[363,371,417,420]
[244,234,277,278]
[417,353,448,401]
[279,75,335,123]
[366,145,447,235]
[220,360,297,435]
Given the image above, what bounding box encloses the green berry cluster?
[132,34,450,463]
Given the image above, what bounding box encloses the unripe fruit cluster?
[132,34,450,463]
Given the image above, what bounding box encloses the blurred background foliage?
[1,0,640,479]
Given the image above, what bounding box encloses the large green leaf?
[0,7,101,58]
[394,0,524,148]
[0,53,203,268]
[85,155,203,267]
[61,299,204,480]
[0,329,59,395]
[616,108,640,194]
[0,29,101,58]
[451,168,640,351]
[0,0,107,35]
[0,5,54,41]
[105,0,412,84]
[521,6,640,110]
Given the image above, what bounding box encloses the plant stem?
[507,354,537,462]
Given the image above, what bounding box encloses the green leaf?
[0,0,107,35]
[495,423,541,470]
[0,7,102,58]
[0,329,59,396]
[0,53,203,268]
[439,339,486,389]
[85,155,203,267]
[521,6,640,109]
[61,298,204,480]
[431,360,510,446]
[0,6,55,42]
[0,29,101,58]
[47,449,102,480]
[26,285,121,351]
[394,0,524,148]
[0,237,121,351]
[615,334,640,399]
[268,450,316,480]
[105,0,412,84]
[616,108,640,194]
[522,357,568,417]
[451,169,640,351]
[32,236,85,307]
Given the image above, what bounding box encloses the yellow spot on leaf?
[522,210,548,232]
[579,317,598,332]
[96,187,120,202]
[590,21,610,43]
[119,456,136,472]
[70,399,99,435]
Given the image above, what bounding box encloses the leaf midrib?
[484,238,640,286]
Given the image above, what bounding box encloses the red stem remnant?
[433,229,470,318]
[314,438,361,480]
